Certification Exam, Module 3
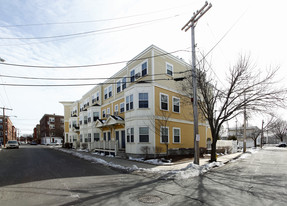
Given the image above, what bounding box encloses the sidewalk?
[53,146,242,172]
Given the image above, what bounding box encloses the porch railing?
[88,140,118,156]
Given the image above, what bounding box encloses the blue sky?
[0,0,286,135]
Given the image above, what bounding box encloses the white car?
[6,140,19,149]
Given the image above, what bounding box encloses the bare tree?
[249,115,276,147]
[182,54,286,162]
[269,118,287,142]
[149,110,171,158]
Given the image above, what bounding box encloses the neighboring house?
[228,126,261,148]
[33,124,41,143]
[40,114,64,145]
[60,45,212,157]
[0,115,17,145]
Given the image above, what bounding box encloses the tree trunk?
[210,140,217,162]
[254,139,257,148]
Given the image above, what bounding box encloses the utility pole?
[182,1,212,165]
[1,107,13,147]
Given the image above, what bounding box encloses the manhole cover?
[138,195,162,204]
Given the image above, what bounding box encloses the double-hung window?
[117,80,121,93]
[160,94,168,110]
[141,62,147,76]
[173,128,180,143]
[107,108,110,116]
[130,70,135,83]
[126,94,133,111]
[93,112,99,121]
[102,110,106,118]
[166,63,173,76]
[161,127,169,143]
[84,116,88,124]
[139,127,149,142]
[108,85,112,98]
[139,93,148,108]
[104,88,108,99]
[120,102,125,113]
[127,128,134,143]
[94,133,100,141]
[96,92,99,101]
[122,77,126,90]
[173,97,180,113]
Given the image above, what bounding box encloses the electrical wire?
[0,15,178,40]
[0,70,187,81]
[0,4,191,28]
[0,78,173,87]
[0,49,190,68]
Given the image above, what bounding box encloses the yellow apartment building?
[61,45,211,157]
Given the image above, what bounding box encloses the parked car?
[276,142,287,147]
[6,140,19,149]
[30,141,38,145]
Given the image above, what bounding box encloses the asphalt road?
[0,145,286,206]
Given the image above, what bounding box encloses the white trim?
[160,93,169,111]
[173,127,181,143]
[139,126,150,143]
[154,115,209,127]
[172,96,180,113]
[166,62,173,76]
[160,126,169,143]
[152,49,154,81]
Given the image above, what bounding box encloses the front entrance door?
[121,130,125,149]
[116,131,120,148]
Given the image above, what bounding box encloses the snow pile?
[128,157,171,165]
[53,148,230,180]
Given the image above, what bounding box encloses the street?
[0,145,286,206]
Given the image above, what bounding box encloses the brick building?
[0,115,17,145]
[39,114,64,145]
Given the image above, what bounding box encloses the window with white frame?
[108,85,112,98]
[122,77,126,90]
[49,117,55,122]
[107,108,110,116]
[173,128,181,143]
[88,112,91,122]
[126,94,133,111]
[104,88,108,99]
[161,127,169,143]
[102,109,106,118]
[130,70,135,82]
[93,112,99,121]
[94,133,100,141]
[84,116,88,124]
[141,61,147,76]
[49,124,55,129]
[166,63,173,76]
[160,93,168,110]
[114,104,118,115]
[139,127,149,142]
[117,80,121,93]
[87,133,92,142]
[96,92,100,101]
[120,102,124,113]
[127,128,134,142]
[139,93,148,108]
[173,97,180,113]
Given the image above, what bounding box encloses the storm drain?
[138,195,162,204]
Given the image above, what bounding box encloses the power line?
[0,71,187,81]
[0,4,190,28]
[0,15,178,40]
[0,78,173,87]
[0,49,190,68]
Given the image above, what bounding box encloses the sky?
[0,0,286,135]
